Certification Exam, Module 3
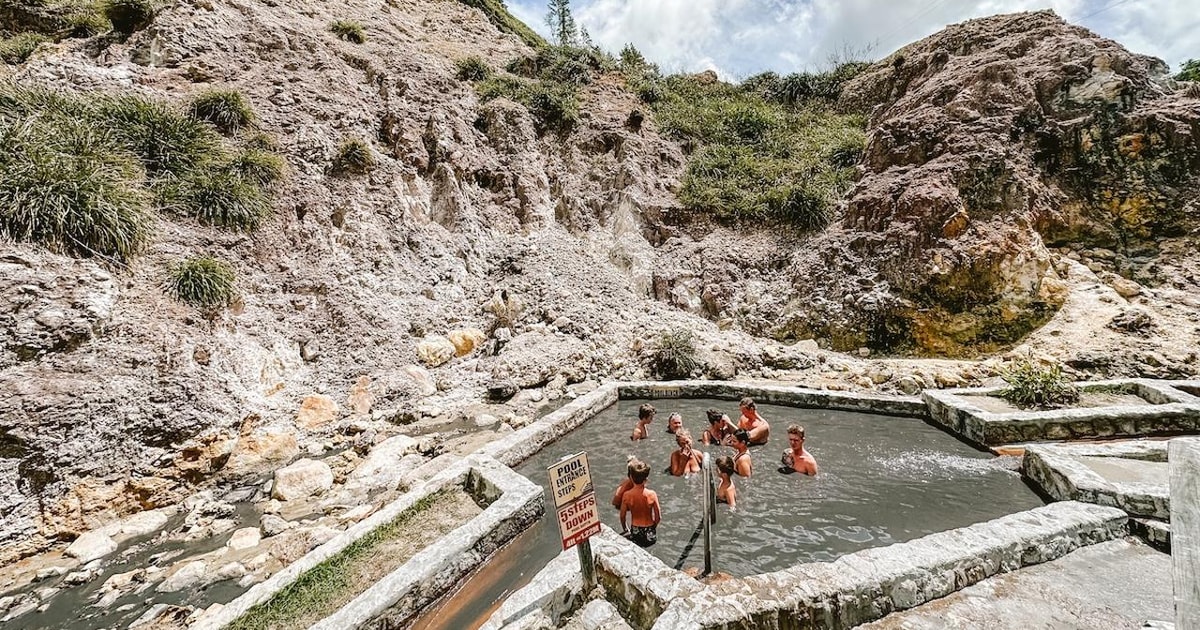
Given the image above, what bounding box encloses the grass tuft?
[0,118,153,261]
[94,94,223,177]
[0,33,49,64]
[64,8,112,38]
[329,19,366,44]
[648,329,698,379]
[189,89,256,134]
[101,0,154,34]
[226,149,285,187]
[163,168,272,230]
[166,256,236,308]
[997,357,1080,409]
[332,137,374,175]
[454,55,491,82]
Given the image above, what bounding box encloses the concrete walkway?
[861,538,1170,629]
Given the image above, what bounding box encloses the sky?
[505,0,1198,80]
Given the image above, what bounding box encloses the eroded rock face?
[783,10,1199,355]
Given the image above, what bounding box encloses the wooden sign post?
[548,452,600,590]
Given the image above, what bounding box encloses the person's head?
[706,408,723,425]
[630,460,651,485]
[787,424,806,449]
[733,429,750,448]
[675,428,693,449]
[626,455,642,478]
[739,397,756,413]
[716,455,735,476]
[667,413,683,433]
[638,403,656,422]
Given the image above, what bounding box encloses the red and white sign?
[548,452,601,550]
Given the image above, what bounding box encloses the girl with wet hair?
[715,455,738,511]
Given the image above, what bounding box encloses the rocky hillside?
[1,1,1198,571]
[770,10,1200,356]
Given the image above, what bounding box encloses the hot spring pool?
[516,398,1045,577]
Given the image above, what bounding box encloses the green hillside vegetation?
[0,83,283,261]
[456,0,545,49]
[621,47,868,230]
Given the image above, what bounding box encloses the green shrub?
[476,74,528,102]
[94,95,222,177]
[0,119,153,261]
[226,149,284,187]
[189,89,255,134]
[0,33,48,65]
[241,131,280,152]
[166,256,236,308]
[648,329,698,379]
[455,56,491,82]
[332,137,374,175]
[998,357,1080,409]
[65,8,111,37]
[1175,59,1200,82]
[525,82,578,132]
[329,19,366,44]
[164,168,272,230]
[101,0,154,34]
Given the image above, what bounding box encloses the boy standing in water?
[737,397,770,445]
[631,403,656,441]
[715,455,738,511]
[619,460,660,548]
[780,424,819,476]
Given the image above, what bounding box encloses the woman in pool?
[737,397,770,445]
[732,429,753,477]
[667,428,703,476]
[665,412,683,435]
[715,455,737,511]
[701,408,735,446]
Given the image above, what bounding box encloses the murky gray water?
[516,398,1045,577]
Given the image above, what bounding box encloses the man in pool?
[780,424,819,476]
[732,429,753,477]
[668,428,702,476]
[665,412,683,434]
[702,408,735,446]
[737,397,770,445]
[619,460,660,548]
[631,403,656,441]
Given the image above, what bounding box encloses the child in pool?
[715,455,737,511]
[619,460,660,548]
[631,403,656,441]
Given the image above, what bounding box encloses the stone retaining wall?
[194,455,543,630]
[650,502,1128,630]
[924,380,1200,446]
[617,381,928,418]
[1023,441,1169,519]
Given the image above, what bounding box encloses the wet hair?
[788,424,806,439]
[706,408,723,424]
[638,403,656,421]
[630,460,651,484]
[733,429,750,446]
[739,397,756,410]
[716,456,735,475]
[626,456,642,476]
[675,428,692,445]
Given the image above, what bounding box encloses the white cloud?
[504,0,1197,76]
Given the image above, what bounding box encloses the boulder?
[447,328,486,357]
[156,561,207,593]
[64,530,117,563]
[343,436,421,493]
[116,509,171,539]
[259,514,292,538]
[400,364,437,397]
[346,376,375,416]
[271,459,334,501]
[225,527,262,551]
[296,394,338,430]
[416,336,456,367]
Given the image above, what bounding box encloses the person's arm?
[728,485,737,511]
[619,495,629,532]
[649,491,661,525]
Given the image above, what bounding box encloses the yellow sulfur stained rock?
[447,328,486,357]
[416,336,456,367]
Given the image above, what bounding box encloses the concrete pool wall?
[924,379,1200,446]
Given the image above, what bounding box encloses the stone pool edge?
[924,379,1200,446]
[191,454,543,630]
[1023,441,1170,519]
